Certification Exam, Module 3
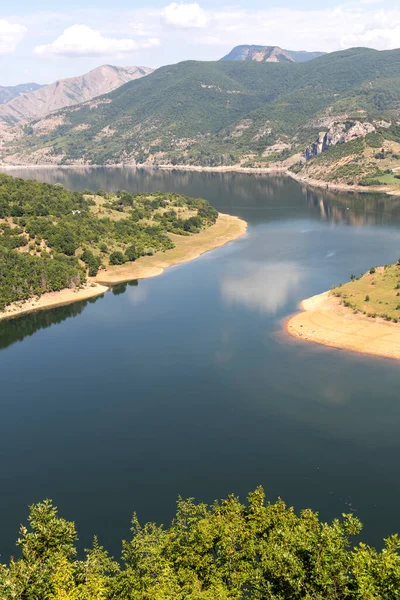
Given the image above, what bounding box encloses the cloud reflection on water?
[221,262,302,315]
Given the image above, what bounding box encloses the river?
[1,167,400,558]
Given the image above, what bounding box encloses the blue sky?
[1,1,399,85]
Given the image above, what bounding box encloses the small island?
[0,173,246,320]
[286,263,400,360]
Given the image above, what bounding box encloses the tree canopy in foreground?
[1,488,399,599]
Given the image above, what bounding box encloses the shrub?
[109,251,126,266]
[370,267,376,274]
[365,295,370,302]
[124,245,138,262]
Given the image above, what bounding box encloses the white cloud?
[162,3,208,28]
[34,24,159,58]
[0,19,27,54]
[221,263,302,315]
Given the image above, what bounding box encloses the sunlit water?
[1,167,400,559]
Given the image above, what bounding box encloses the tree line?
[0,488,399,599]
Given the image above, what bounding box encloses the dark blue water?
[1,167,400,560]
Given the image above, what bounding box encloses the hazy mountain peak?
[220,45,325,63]
[0,83,44,105]
[0,64,153,125]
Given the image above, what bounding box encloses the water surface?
[1,167,400,558]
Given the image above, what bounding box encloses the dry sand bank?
[0,282,109,322]
[286,291,400,361]
[289,171,400,196]
[0,213,247,321]
[95,213,247,285]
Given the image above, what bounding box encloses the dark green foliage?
[125,244,138,262]
[0,249,85,310]
[1,489,400,599]
[365,131,385,147]
[109,251,126,265]
[0,175,219,309]
[81,249,102,276]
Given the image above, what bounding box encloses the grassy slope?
[333,263,400,321]
[5,48,400,169]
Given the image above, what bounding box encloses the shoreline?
[0,282,109,322]
[0,213,247,322]
[1,162,398,196]
[285,291,400,361]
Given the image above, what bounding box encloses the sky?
[1,0,400,86]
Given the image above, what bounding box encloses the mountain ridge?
[2,47,399,188]
[220,45,326,63]
[0,64,153,125]
[0,83,44,105]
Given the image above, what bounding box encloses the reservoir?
[1,167,400,558]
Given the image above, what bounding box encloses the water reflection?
[0,300,91,350]
[304,188,400,226]
[4,167,400,229]
[221,262,302,315]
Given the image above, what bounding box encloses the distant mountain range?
[220,45,326,63]
[0,65,153,125]
[1,47,399,187]
[0,83,44,104]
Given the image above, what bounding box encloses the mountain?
[220,45,295,63]
[0,83,44,104]
[220,45,326,63]
[2,47,400,186]
[0,65,153,125]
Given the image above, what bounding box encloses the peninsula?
[0,174,246,321]
[286,264,400,361]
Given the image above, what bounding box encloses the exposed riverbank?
[0,213,247,321]
[286,291,400,361]
[2,162,398,196]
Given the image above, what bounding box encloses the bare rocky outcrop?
[304,121,376,160]
[0,65,153,125]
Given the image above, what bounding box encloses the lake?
[1,166,400,559]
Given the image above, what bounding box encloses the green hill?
[2,48,400,180]
[0,173,218,310]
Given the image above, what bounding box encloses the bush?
[109,251,126,265]
[370,267,376,274]
[124,245,138,262]
[365,295,370,302]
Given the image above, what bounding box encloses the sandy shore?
[0,282,109,322]
[95,213,247,285]
[286,291,400,361]
[0,213,246,321]
[288,171,400,196]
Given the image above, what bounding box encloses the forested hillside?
[3,47,400,185]
[1,488,399,599]
[0,174,218,310]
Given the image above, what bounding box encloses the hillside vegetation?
[0,173,217,309]
[333,262,400,321]
[2,47,400,184]
[1,488,399,599]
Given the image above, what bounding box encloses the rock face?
[221,46,294,63]
[220,45,324,63]
[0,65,153,125]
[0,83,44,104]
[304,121,376,160]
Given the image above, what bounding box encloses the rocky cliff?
[220,45,324,63]
[304,121,376,160]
